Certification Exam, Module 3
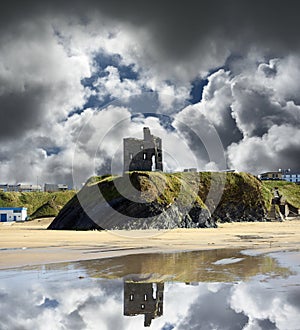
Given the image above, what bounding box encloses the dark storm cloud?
[1,0,300,179]
[1,1,300,61]
[280,143,300,170]
[0,88,45,140]
[231,84,285,138]
[257,319,279,330]
[1,0,300,141]
[95,0,300,58]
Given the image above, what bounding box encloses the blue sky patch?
[131,113,175,132]
[92,52,139,81]
[161,323,175,330]
[190,77,208,104]
[79,52,140,113]
[45,146,62,157]
[39,297,59,309]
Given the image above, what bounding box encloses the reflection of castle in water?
[124,281,164,327]
[76,249,294,327]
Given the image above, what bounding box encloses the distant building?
[0,184,8,192]
[123,127,163,172]
[259,171,282,180]
[18,184,42,192]
[282,172,300,183]
[124,282,164,327]
[0,207,27,222]
[44,184,68,192]
[0,184,18,192]
[259,170,300,183]
[183,168,197,172]
[0,184,42,192]
[9,184,20,192]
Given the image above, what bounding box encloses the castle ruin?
[123,127,163,172]
[124,282,164,327]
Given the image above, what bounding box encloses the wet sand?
[0,218,299,269]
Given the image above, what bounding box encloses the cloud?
[186,69,243,149]
[230,280,300,330]
[230,57,300,139]
[227,124,300,174]
[3,1,300,82]
[2,274,299,330]
[0,18,90,141]
[0,1,300,184]
[177,285,248,330]
[93,66,142,101]
[174,56,300,174]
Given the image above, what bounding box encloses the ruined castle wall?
[123,128,163,172]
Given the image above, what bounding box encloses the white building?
[282,173,300,183]
[0,207,28,222]
[18,184,42,192]
[0,184,42,192]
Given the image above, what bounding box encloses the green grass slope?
[86,171,270,222]
[87,171,300,210]
[89,171,268,207]
[87,171,207,209]
[262,180,300,209]
[48,171,300,230]
[0,190,76,219]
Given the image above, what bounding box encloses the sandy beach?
[0,218,299,269]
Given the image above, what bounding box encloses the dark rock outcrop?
[48,191,214,230]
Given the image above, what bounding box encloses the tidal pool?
[0,249,299,330]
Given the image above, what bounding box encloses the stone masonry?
[123,127,163,172]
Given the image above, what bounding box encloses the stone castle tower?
[123,127,163,172]
[124,282,164,327]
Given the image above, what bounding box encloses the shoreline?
[0,218,299,270]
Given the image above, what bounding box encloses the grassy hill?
[2,173,299,226]
[262,180,300,209]
[89,171,271,211]
[0,190,76,219]
[87,171,207,208]
[49,171,292,230]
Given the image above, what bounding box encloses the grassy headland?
[0,190,76,219]
[262,180,300,209]
[1,172,299,225]
[49,171,300,230]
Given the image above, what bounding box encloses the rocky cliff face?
[48,171,269,230]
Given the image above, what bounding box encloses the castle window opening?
[129,294,134,301]
[151,155,155,171]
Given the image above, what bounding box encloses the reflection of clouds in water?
[176,284,249,330]
[0,252,299,330]
[0,279,124,330]
[175,276,300,330]
[230,280,299,330]
[0,278,200,330]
